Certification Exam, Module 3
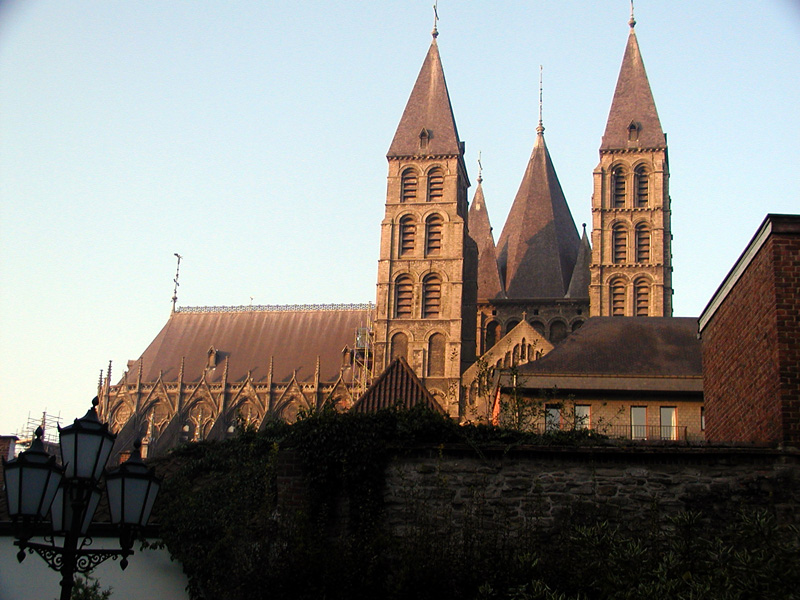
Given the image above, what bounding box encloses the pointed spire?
[496,124,580,299]
[566,224,592,298]
[387,32,462,158]
[601,11,665,150]
[468,163,504,300]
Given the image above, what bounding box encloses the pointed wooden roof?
[387,38,463,158]
[351,357,445,414]
[601,23,665,150]
[468,182,504,300]
[566,225,591,298]
[496,130,580,298]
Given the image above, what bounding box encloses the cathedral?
[101,12,683,456]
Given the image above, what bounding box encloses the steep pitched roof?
[496,128,580,298]
[120,306,372,385]
[468,181,504,300]
[351,357,445,414]
[601,23,665,151]
[387,37,462,158]
[515,317,702,390]
[566,225,591,298]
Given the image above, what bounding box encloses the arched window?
[425,214,443,255]
[399,216,416,256]
[635,223,651,263]
[613,223,628,263]
[390,332,408,361]
[635,279,650,317]
[611,279,626,316]
[530,320,545,337]
[485,320,501,352]
[427,333,445,376]
[549,320,568,344]
[612,167,626,208]
[427,167,444,202]
[505,319,520,334]
[422,274,442,318]
[572,320,584,332]
[394,276,413,318]
[401,169,418,203]
[635,166,649,207]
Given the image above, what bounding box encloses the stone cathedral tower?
[590,14,673,317]
[373,28,478,414]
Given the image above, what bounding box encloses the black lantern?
[2,427,63,523]
[2,398,160,600]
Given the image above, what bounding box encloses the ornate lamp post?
[3,398,160,600]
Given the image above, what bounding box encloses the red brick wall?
[775,235,800,443]
[703,220,800,445]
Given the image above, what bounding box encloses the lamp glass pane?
[123,478,149,524]
[94,436,114,481]
[106,476,122,524]
[51,486,65,532]
[4,467,20,515]
[82,489,102,534]
[75,432,102,480]
[20,467,48,516]
[140,481,160,525]
[60,432,76,479]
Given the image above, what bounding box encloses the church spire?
[600,9,665,150]
[496,118,580,299]
[468,160,504,301]
[386,27,463,159]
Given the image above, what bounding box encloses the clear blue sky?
[1,1,799,435]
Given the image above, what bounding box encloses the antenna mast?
[171,253,183,313]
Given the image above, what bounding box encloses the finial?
[432,1,439,38]
[536,65,545,135]
[477,151,483,184]
[629,0,636,28]
[582,223,587,234]
[171,252,183,313]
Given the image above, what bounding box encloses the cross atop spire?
[629,0,636,29]
[432,1,439,39]
[477,151,483,184]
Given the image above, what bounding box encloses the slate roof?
[120,306,373,385]
[601,24,665,151]
[496,129,580,298]
[468,181,505,300]
[513,317,702,392]
[387,37,463,158]
[351,357,445,414]
[566,226,591,299]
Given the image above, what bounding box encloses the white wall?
[0,535,189,600]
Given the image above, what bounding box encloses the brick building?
[699,214,800,446]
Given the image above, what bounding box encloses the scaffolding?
[351,304,375,399]
[15,411,62,454]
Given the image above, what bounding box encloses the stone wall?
[278,444,800,534]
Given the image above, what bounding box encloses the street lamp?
[2,398,160,600]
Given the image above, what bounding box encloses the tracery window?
[425,214,443,256]
[611,279,626,316]
[422,274,442,318]
[394,275,413,318]
[427,333,445,376]
[399,216,416,256]
[613,223,628,263]
[612,167,627,208]
[427,167,444,202]
[635,166,649,207]
[635,223,651,263]
[401,169,418,203]
[635,279,650,317]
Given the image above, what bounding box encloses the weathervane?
[537,65,544,135]
[171,253,183,313]
[477,151,483,184]
[629,0,636,28]
[432,1,439,38]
